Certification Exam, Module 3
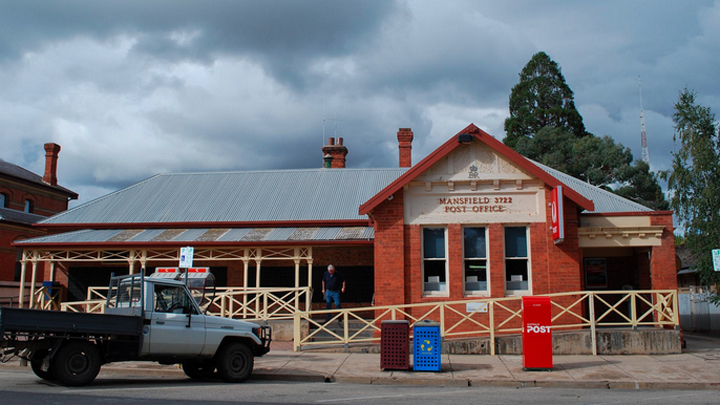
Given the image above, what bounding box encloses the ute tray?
[0,307,143,337]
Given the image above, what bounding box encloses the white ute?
[0,270,271,386]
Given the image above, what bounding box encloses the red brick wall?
[373,191,406,307]
[0,225,46,281]
[488,223,504,297]
[405,224,422,303]
[1,177,74,282]
[649,214,677,290]
[542,196,583,294]
[404,223,419,303]
[0,182,70,217]
[447,223,463,299]
[372,189,587,307]
[49,262,68,288]
[312,246,374,269]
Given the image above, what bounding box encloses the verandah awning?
[15,226,374,247]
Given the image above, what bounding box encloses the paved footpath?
[2,333,720,390]
[249,349,720,389]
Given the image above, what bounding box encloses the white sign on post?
[466,302,488,313]
[179,246,194,268]
[713,249,720,272]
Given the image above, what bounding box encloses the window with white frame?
[0,193,6,208]
[423,227,447,294]
[505,226,529,293]
[463,227,488,294]
[23,199,33,213]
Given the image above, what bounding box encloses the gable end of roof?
[359,124,595,215]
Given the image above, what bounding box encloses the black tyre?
[51,341,101,386]
[182,359,215,380]
[215,343,253,383]
[30,349,55,381]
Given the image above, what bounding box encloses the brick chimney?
[397,128,413,168]
[43,143,61,186]
[321,137,348,168]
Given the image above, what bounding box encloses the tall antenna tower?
[638,76,650,164]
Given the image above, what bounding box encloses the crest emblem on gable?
[469,165,479,179]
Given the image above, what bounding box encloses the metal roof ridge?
[159,167,409,176]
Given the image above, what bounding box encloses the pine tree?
[504,52,587,149]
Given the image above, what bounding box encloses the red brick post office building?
[362,125,675,308]
[14,125,676,310]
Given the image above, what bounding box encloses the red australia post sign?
[551,186,565,244]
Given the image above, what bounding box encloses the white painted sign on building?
[404,142,546,225]
[466,302,489,313]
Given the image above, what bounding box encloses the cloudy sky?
[1,0,719,206]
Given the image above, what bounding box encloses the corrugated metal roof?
[38,159,652,229]
[15,227,375,245]
[534,161,653,214]
[41,168,408,225]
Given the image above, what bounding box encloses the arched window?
[24,199,33,213]
[0,193,7,208]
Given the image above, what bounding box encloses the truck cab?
[108,270,270,359]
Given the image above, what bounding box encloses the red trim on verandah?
[11,239,374,249]
[34,219,372,230]
[359,124,594,215]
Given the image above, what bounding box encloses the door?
[147,283,206,355]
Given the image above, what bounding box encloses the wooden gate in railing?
[293,290,679,354]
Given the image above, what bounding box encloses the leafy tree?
[504,51,587,149]
[663,88,720,299]
[516,127,669,210]
[569,135,634,188]
[614,160,670,211]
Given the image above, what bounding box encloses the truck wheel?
[30,350,55,381]
[182,359,215,380]
[215,343,253,383]
[52,341,101,386]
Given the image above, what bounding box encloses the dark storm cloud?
[1,0,719,208]
[1,0,526,103]
[0,0,400,88]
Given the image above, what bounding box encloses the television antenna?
[638,76,650,164]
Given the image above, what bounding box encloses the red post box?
[522,296,553,370]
